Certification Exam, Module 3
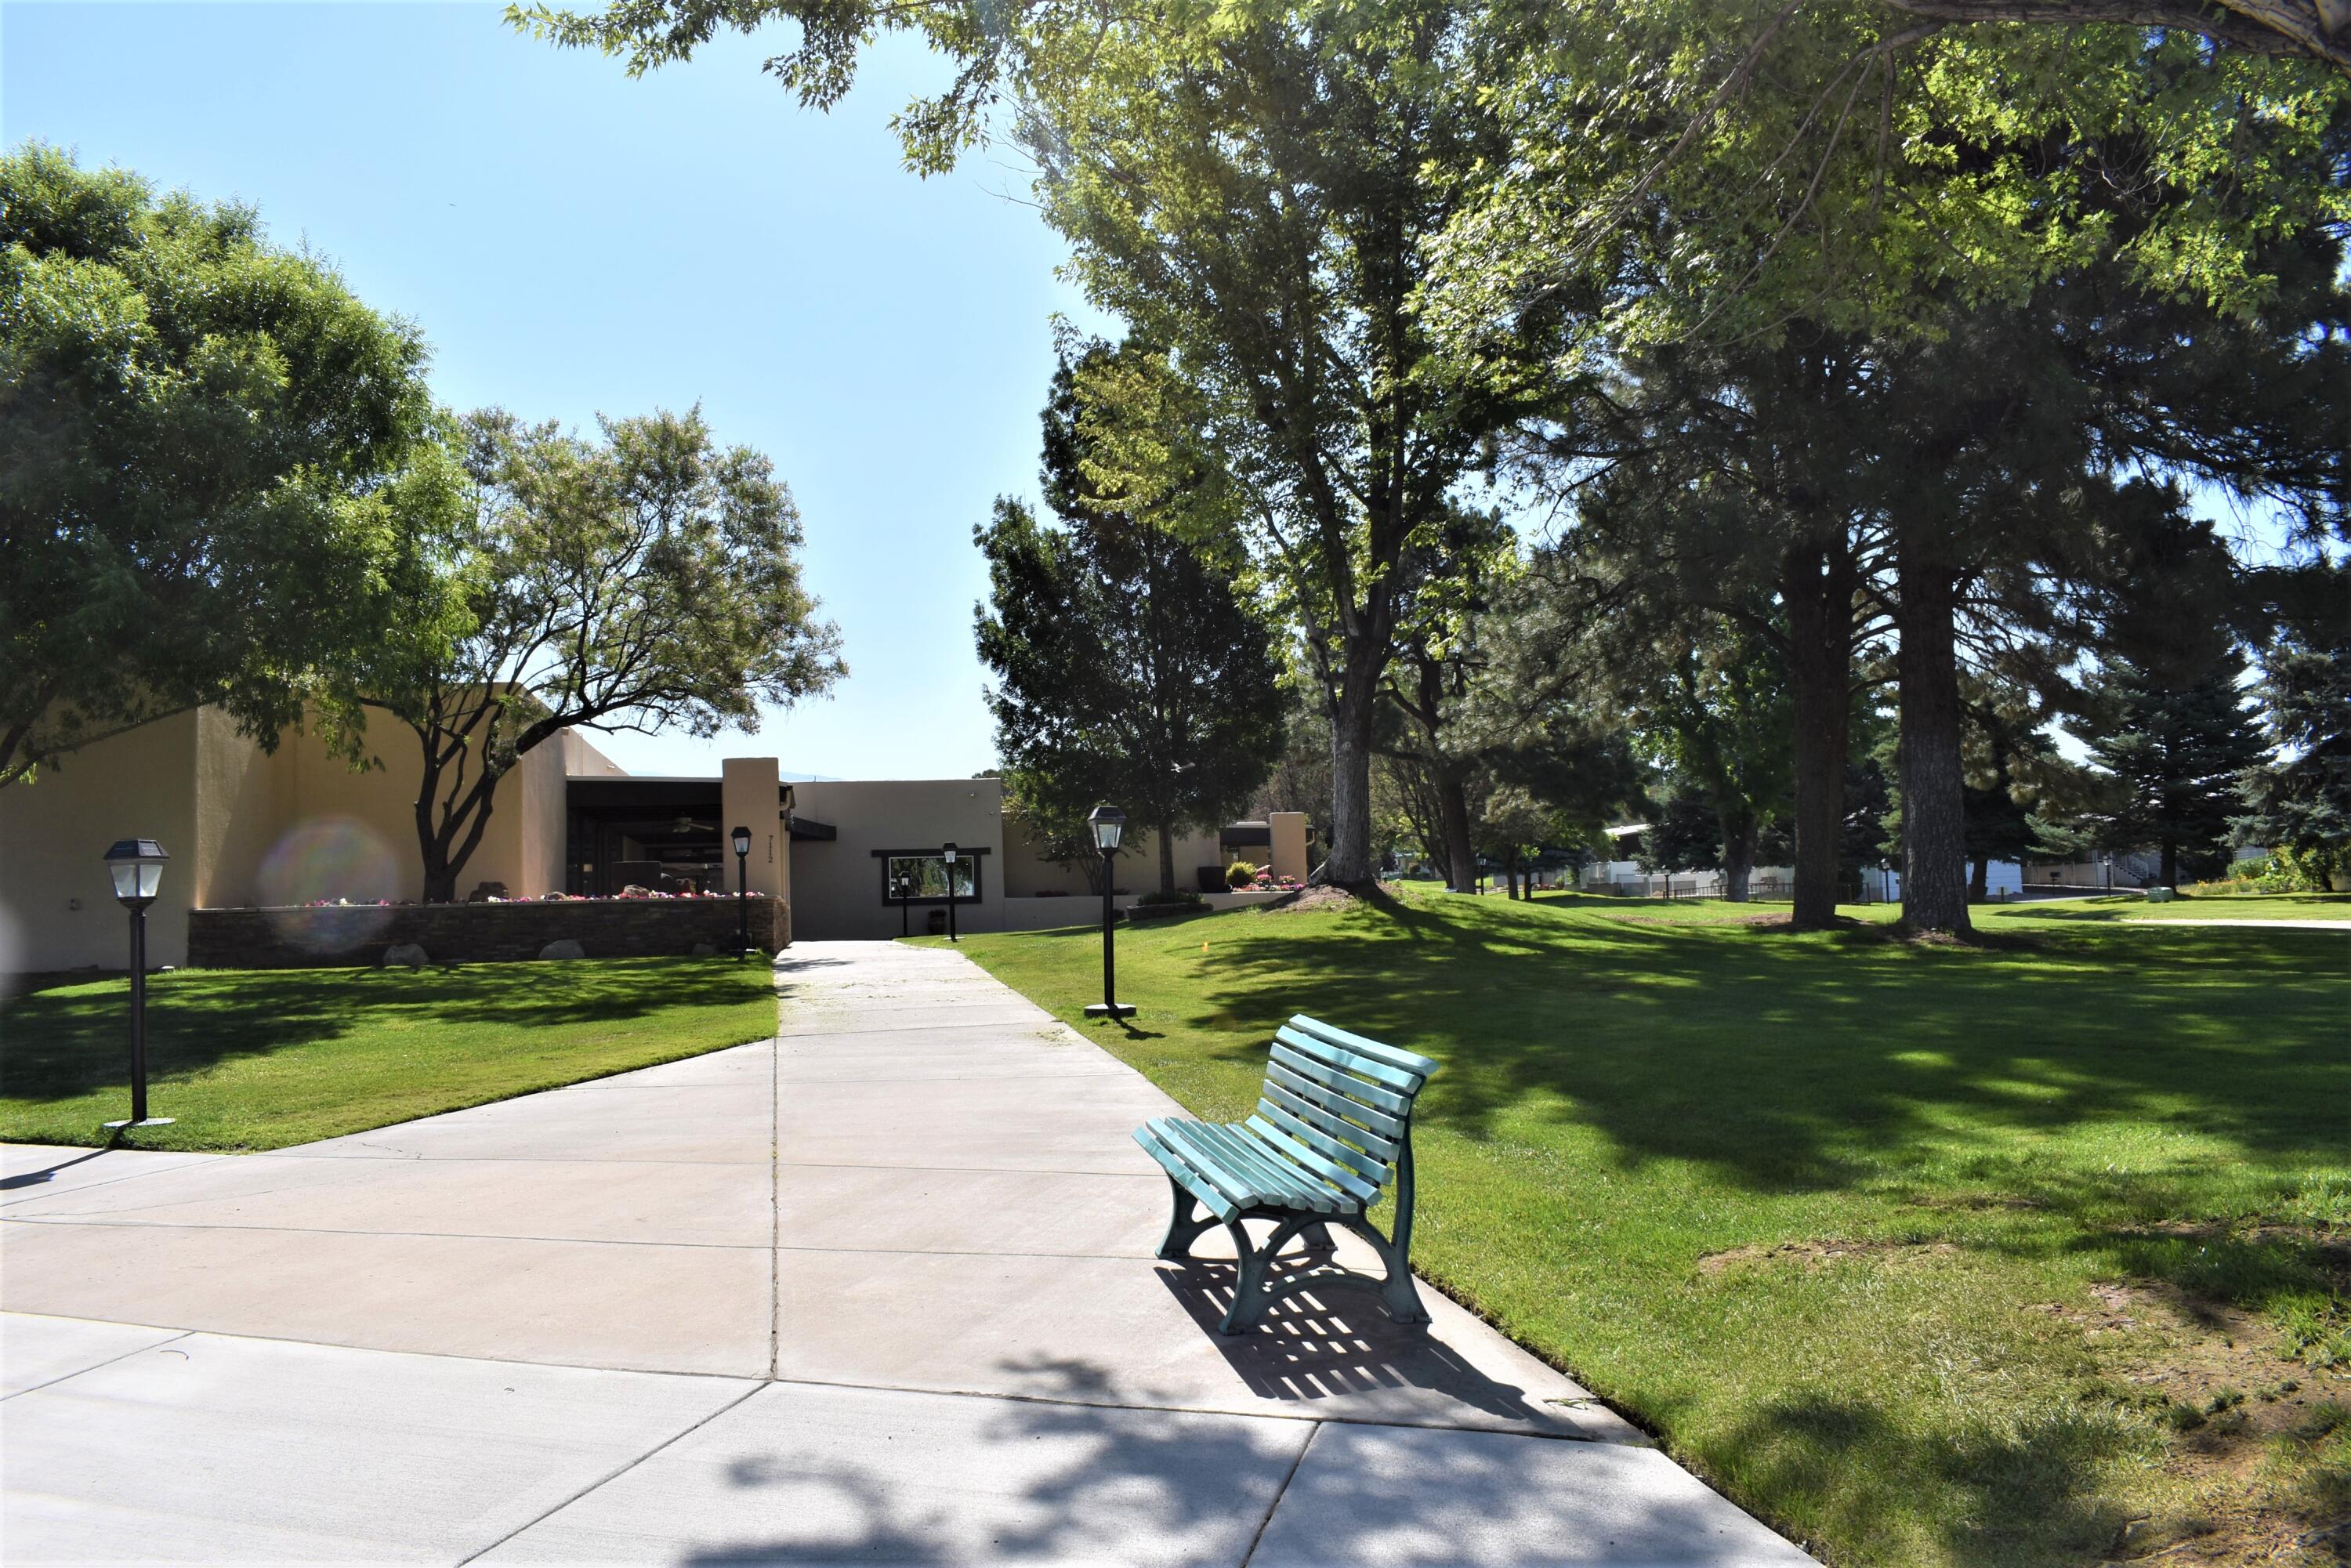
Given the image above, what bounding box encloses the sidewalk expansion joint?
[0,1327,197,1403]
[454,1380,767,1566]
[1239,1420,1319,1568]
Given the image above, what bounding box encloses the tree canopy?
[330,406,843,902]
[1,143,433,788]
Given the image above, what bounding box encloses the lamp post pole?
[101,839,173,1132]
[1083,806,1135,1019]
[128,900,150,1122]
[943,843,959,943]
[731,826,752,958]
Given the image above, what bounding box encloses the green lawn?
[0,957,777,1151]
[1982,892,2351,925]
[929,889,2351,1568]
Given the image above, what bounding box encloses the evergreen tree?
[975,351,1288,895]
[2080,658,2266,886]
[2235,589,2351,885]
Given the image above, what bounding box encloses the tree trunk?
[2160,838,2179,889]
[1895,548,1972,938]
[1970,854,1990,901]
[1158,827,1177,896]
[1783,539,1856,929]
[1324,645,1382,887]
[1436,766,1478,896]
[1720,803,1757,903]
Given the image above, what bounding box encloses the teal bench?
[1132,1015,1440,1334]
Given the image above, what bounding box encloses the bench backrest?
[1248,1014,1440,1208]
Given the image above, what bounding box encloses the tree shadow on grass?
[0,958,764,1106]
[1714,1392,2139,1566]
[1168,897,2346,1200]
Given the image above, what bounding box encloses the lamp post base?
[103,1117,176,1130]
[1084,1002,1137,1019]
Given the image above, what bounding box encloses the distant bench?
[1132,1015,1440,1334]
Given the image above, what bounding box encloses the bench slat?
[1269,1045,1416,1117]
[1132,1128,1239,1221]
[1181,1119,1346,1214]
[1260,1080,1401,1161]
[1286,1015,1441,1078]
[1265,1062,1411,1139]
[1141,1118,1259,1211]
[1154,1117,1342,1215]
[1241,1110,1382,1213]
[1260,1105,1382,1204]
[1275,1025,1426,1094]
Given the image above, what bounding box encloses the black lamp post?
[101,838,174,1131]
[730,825,752,957]
[1083,805,1135,1019]
[942,842,960,943]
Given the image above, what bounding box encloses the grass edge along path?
[0,955,777,1151]
[922,890,2351,1568]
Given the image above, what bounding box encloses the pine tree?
[2235,599,2351,887]
[2081,658,2266,887]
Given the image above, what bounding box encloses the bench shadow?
[1148,1260,1552,1429]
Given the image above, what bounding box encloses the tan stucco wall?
[721,758,786,898]
[788,777,1005,940]
[3,708,572,973]
[1269,813,1309,882]
[999,817,1223,897]
[0,711,205,971]
[196,711,567,909]
[561,731,628,777]
[191,706,290,910]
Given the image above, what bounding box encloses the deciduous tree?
[1,143,431,788]
[332,407,842,902]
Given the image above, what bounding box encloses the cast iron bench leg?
[1157,1177,1216,1261]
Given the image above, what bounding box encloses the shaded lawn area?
[0,957,777,1151]
[929,890,2351,1568]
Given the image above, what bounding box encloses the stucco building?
[0,710,1313,972]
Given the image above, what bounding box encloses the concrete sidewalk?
[2,940,1813,1565]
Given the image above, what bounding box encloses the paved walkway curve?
[1,941,1813,1566]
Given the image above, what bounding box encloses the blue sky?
[3,1,1092,780]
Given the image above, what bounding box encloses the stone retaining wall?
[187,898,789,969]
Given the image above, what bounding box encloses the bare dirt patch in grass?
[1266,882,1406,913]
[2041,1280,2350,1566]
[1697,1237,1958,1273]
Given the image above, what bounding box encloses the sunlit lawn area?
[1981,892,2351,925]
[930,889,2350,1568]
[0,957,777,1151]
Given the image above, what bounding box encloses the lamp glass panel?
[110,863,139,899]
[136,861,164,898]
[1095,820,1122,851]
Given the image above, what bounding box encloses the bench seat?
[1132,1014,1439,1334]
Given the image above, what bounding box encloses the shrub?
[1226,860,1260,889]
[2186,849,2337,896]
[1135,889,1205,908]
